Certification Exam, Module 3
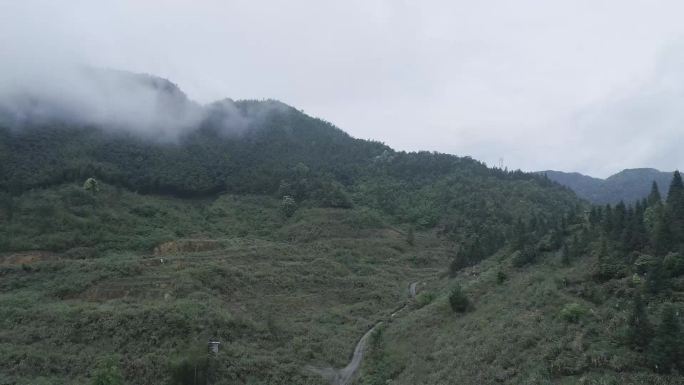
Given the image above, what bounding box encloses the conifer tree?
[666,171,684,208]
[625,293,653,351]
[649,304,682,373]
[666,171,684,247]
[646,259,668,295]
[613,201,627,241]
[589,206,599,227]
[602,204,614,236]
[648,181,662,206]
[654,210,674,256]
[448,284,469,313]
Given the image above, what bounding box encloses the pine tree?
[625,293,653,351]
[648,181,662,207]
[595,238,612,281]
[629,202,648,251]
[666,171,684,247]
[613,201,627,241]
[589,206,599,227]
[646,259,668,295]
[666,171,684,208]
[602,204,614,236]
[654,210,674,256]
[648,304,682,373]
[448,284,470,313]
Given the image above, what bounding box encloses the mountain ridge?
[539,168,677,204]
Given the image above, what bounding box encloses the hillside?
[541,169,676,205]
[3,72,684,385]
[363,171,684,385]
[0,72,585,385]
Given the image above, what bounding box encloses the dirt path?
[409,282,418,297]
[306,282,419,385]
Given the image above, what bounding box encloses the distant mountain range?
[539,168,677,204]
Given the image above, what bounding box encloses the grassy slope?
[364,249,684,384]
[0,184,448,385]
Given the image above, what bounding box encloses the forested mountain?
[541,168,676,204]
[2,72,683,385]
[0,71,579,256]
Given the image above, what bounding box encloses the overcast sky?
[2,0,684,177]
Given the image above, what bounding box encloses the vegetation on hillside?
[366,171,684,384]
[0,96,580,385]
[2,77,680,384]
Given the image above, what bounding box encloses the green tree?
[646,259,668,295]
[448,284,469,313]
[654,210,674,256]
[648,181,662,207]
[649,304,683,373]
[643,204,663,242]
[83,177,100,194]
[280,195,297,218]
[666,171,684,208]
[625,293,653,351]
[666,171,684,247]
[314,180,353,208]
[495,270,507,284]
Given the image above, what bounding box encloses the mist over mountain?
[540,168,677,204]
[0,68,289,142]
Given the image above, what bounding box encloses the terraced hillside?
[0,187,447,385]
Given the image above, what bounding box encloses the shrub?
[648,304,683,373]
[169,347,209,385]
[633,253,657,275]
[559,303,588,323]
[663,252,684,277]
[496,270,507,284]
[83,178,100,194]
[415,291,435,308]
[91,356,123,385]
[511,247,537,268]
[449,285,469,313]
[314,180,353,209]
[280,196,297,218]
[624,293,653,351]
[449,255,468,277]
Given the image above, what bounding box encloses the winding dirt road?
[306,282,419,385]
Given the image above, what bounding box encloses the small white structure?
[208,340,220,354]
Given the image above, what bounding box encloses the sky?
[1,0,684,177]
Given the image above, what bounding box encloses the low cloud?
[0,64,289,141]
[0,66,202,140]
